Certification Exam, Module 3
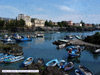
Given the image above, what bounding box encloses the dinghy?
[75,69,85,75]
[46,59,59,67]
[64,62,74,71]
[57,60,66,69]
[4,56,24,63]
[79,65,93,75]
[93,49,100,54]
[23,57,33,66]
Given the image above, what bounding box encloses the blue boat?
[15,36,32,42]
[64,62,74,71]
[68,51,80,58]
[75,68,85,75]
[46,59,59,67]
[3,56,24,63]
[66,46,75,50]
[57,60,66,69]
[0,54,15,62]
[23,57,33,66]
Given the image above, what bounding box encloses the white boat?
[23,57,33,66]
[93,49,100,54]
[46,59,59,67]
[57,43,66,49]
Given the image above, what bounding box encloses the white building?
[17,14,32,27]
[32,18,45,27]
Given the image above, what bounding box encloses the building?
[32,18,45,27]
[74,23,82,27]
[84,24,93,28]
[17,14,32,27]
[66,21,73,26]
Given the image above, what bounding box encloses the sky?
[0,0,100,24]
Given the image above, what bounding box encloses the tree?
[80,20,85,27]
[0,19,5,29]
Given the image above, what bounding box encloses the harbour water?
[0,30,100,75]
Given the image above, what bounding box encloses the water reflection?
[35,37,45,44]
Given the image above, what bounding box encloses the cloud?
[56,5,74,12]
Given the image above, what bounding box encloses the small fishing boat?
[36,34,44,37]
[64,35,73,40]
[79,65,93,75]
[15,36,32,42]
[4,56,24,63]
[75,35,82,40]
[68,50,80,58]
[66,46,75,50]
[23,57,33,66]
[57,43,66,49]
[46,59,59,67]
[93,49,100,54]
[0,54,14,62]
[1,37,14,42]
[57,60,66,69]
[64,62,74,71]
[75,69,85,75]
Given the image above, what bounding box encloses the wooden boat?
[57,60,66,69]
[57,43,66,49]
[93,49,100,54]
[0,54,14,62]
[79,65,93,75]
[64,62,74,71]
[75,69,85,75]
[46,59,59,67]
[15,36,32,42]
[23,57,33,66]
[53,40,68,45]
[3,56,24,63]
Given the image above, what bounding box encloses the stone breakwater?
[69,39,100,49]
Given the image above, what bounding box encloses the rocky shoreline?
[0,43,23,56]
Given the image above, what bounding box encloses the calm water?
[1,30,100,75]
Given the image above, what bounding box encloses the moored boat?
[68,50,80,58]
[0,54,14,62]
[46,59,59,67]
[64,62,74,71]
[75,35,82,40]
[15,36,32,42]
[75,68,85,75]
[93,49,100,54]
[23,57,33,66]
[79,65,93,75]
[3,56,24,63]
[57,60,66,69]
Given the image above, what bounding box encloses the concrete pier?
[69,39,100,48]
